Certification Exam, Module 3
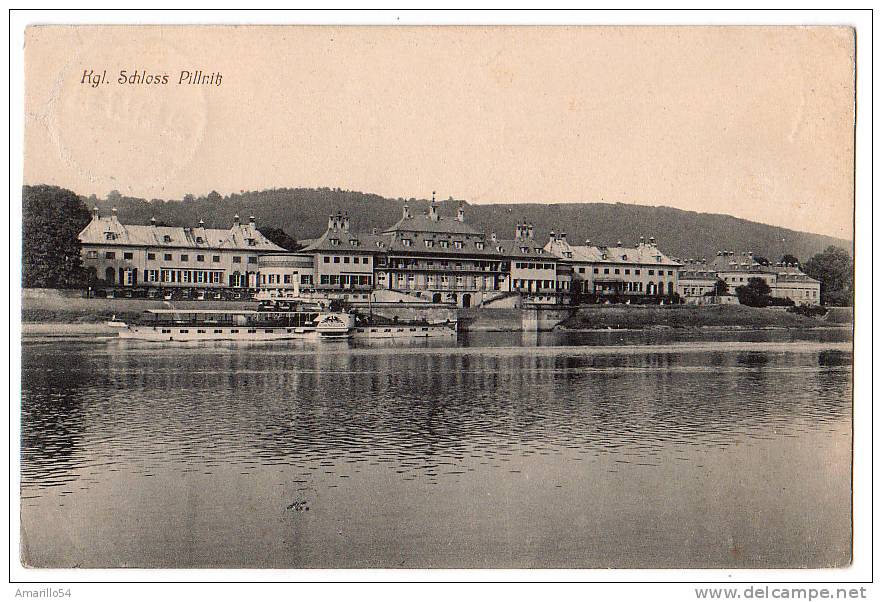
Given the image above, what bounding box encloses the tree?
[753,256,771,266]
[803,246,853,306]
[23,185,92,288]
[258,227,302,251]
[780,254,801,268]
[735,277,772,307]
[206,190,223,203]
[712,278,728,296]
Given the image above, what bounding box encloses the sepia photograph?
[10,11,868,590]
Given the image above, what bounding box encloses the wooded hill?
[84,187,850,264]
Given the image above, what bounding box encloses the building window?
[232,256,241,263]
[648,269,654,275]
[578,267,585,274]
[344,256,350,264]
[624,269,630,275]
[212,255,220,262]
[197,255,205,262]
[323,256,330,263]
[87,250,98,259]
[105,251,115,259]
[248,257,257,264]
[147,252,156,260]
[614,268,620,274]
[330,238,340,246]
[635,269,641,275]
[333,256,340,263]
[104,232,117,240]
[402,239,412,247]
[593,268,599,274]
[164,253,172,261]
[603,268,609,274]
[425,240,434,248]
[181,254,189,261]
[163,235,171,243]
[196,237,204,244]
[476,242,484,250]
[454,241,463,249]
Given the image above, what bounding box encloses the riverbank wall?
[21,289,851,334]
[559,304,848,330]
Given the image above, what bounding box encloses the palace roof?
[545,236,681,267]
[79,212,285,252]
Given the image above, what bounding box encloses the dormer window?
[349,239,359,246]
[564,252,573,258]
[520,246,529,253]
[440,240,449,248]
[453,241,463,249]
[476,241,484,250]
[196,237,204,244]
[601,253,608,260]
[497,246,504,252]
[621,254,628,260]
[247,238,256,246]
[535,248,543,254]
[163,235,172,243]
[425,240,434,248]
[402,239,412,247]
[329,238,340,246]
[104,231,117,241]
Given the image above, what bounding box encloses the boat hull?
[118,325,335,342]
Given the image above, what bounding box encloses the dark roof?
[299,228,392,254]
[383,212,481,236]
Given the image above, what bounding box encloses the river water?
[20,329,852,568]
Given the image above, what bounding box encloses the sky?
[24,26,855,239]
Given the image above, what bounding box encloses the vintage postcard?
[16,22,857,576]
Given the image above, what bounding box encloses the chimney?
[233,214,241,227]
[491,232,497,242]
[549,229,556,242]
[561,232,567,241]
[92,206,100,219]
[198,218,205,228]
[249,215,256,228]
[527,223,534,239]
[150,215,156,226]
[111,207,118,219]
[328,214,336,230]
[402,203,410,219]
[616,240,622,247]
[372,227,378,235]
[585,239,591,246]
[342,212,350,232]
[649,236,656,247]
[456,202,465,222]
[429,198,439,221]
[639,236,645,245]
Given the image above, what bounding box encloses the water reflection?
[20,330,852,568]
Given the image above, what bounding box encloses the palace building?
[545,234,682,301]
[677,252,821,305]
[78,208,285,290]
[79,201,821,307]
[291,201,570,307]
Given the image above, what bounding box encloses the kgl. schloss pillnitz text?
[80,69,223,87]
